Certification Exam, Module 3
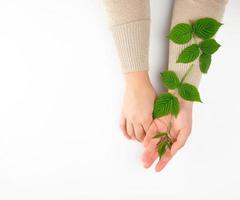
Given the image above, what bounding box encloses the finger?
[155,118,169,129]
[142,149,154,162]
[144,120,167,151]
[155,149,172,172]
[170,130,188,156]
[126,121,136,140]
[120,116,131,139]
[145,138,160,152]
[144,150,158,168]
[143,121,158,147]
[142,117,152,133]
[133,124,145,142]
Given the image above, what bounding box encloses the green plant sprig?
[153,17,222,159]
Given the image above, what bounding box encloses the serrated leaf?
[200,53,212,73]
[152,132,168,139]
[193,17,222,39]
[171,96,180,117]
[177,44,200,63]
[160,71,180,89]
[168,23,193,44]
[158,141,168,159]
[178,83,202,102]
[153,93,180,118]
[199,39,220,55]
[153,93,172,118]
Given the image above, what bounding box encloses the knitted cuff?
[111,20,150,73]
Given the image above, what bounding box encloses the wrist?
[124,71,151,88]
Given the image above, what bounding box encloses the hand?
[142,94,193,172]
[120,71,156,142]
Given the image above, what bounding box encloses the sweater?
[103,0,228,86]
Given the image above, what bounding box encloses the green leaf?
[199,39,220,55]
[200,53,212,73]
[152,132,168,139]
[193,17,222,39]
[168,23,193,44]
[171,96,180,117]
[158,141,168,159]
[153,93,180,118]
[160,71,180,89]
[177,44,200,63]
[178,83,202,102]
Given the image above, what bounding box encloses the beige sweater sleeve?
[103,0,150,73]
[169,0,228,86]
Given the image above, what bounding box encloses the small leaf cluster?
[153,17,222,158]
[169,17,222,73]
[153,132,173,159]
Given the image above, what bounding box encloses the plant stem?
[157,63,195,155]
[180,64,194,84]
[166,121,172,138]
[161,64,194,146]
[158,20,203,155]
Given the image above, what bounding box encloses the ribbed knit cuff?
[111,20,150,73]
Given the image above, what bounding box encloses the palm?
[142,104,192,172]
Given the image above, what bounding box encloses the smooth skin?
[120,71,156,142]
[142,94,193,172]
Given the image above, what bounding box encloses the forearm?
[103,0,150,73]
[169,0,228,87]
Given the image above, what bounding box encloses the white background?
[0,0,239,199]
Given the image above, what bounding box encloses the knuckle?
[127,127,133,136]
[130,115,139,123]
[136,133,144,142]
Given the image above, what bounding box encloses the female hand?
[120,71,156,142]
[142,96,193,171]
